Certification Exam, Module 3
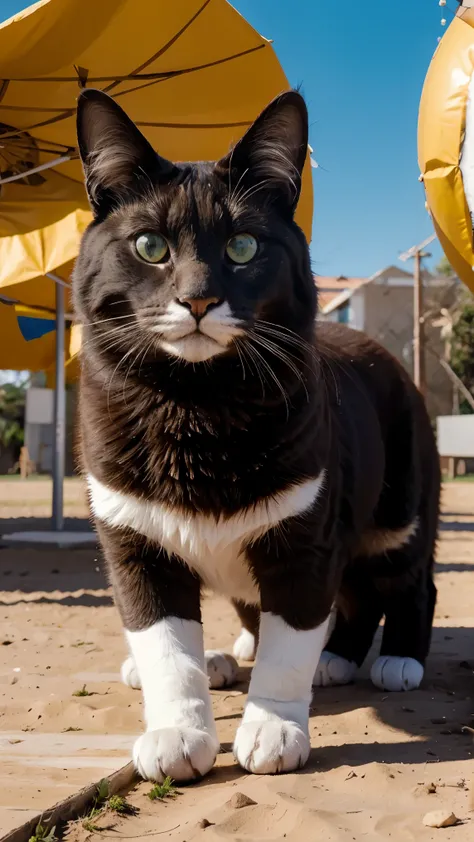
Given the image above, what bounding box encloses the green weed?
[147,777,178,801]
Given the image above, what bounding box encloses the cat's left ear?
[217,90,308,216]
[76,88,176,218]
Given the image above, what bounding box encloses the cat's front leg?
[95,521,219,783]
[234,538,337,774]
[234,612,330,774]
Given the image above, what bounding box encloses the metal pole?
[52,282,66,531]
[413,249,426,395]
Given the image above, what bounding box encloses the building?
[316,265,458,419]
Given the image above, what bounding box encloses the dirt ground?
[0,479,473,840]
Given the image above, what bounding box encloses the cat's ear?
[76,89,175,217]
[217,90,308,216]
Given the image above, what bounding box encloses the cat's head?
[74,89,316,368]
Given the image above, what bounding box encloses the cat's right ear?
[76,89,175,218]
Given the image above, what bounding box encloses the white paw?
[133,727,218,782]
[233,628,256,661]
[234,720,310,774]
[205,650,238,689]
[371,656,424,691]
[121,656,141,689]
[313,650,357,687]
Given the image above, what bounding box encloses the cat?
[73,88,440,783]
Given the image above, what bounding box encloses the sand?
[0,479,473,840]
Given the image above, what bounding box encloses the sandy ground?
[0,479,473,840]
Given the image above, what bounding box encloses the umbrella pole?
[52,282,65,532]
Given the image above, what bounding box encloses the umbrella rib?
[1,43,267,86]
[47,167,84,185]
[103,0,212,94]
[0,297,68,314]
[0,42,267,143]
[0,138,75,155]
[0,126,73,153]
[0,103,78,112]
[0,110,75,139]
[0,154,72,185]
[111,44,268,99]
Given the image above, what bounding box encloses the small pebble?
[197,819,213,829]
[227,792,257,809]
[414,783,436,797]
[422,810,458,828]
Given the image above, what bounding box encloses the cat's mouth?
[139,300,245,364]
[160,332,228,363]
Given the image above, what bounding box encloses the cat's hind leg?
[313,571,384,687]
[121,655,141,689]
[371,558,436,692]
[232,600,259,661]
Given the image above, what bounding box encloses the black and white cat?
[74,89,440,782]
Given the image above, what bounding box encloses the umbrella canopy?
[0,0,313,240]
[418,5,474,292]
[0,298,77,379]
[0,208,89,306]
[0,303,60,370]
[0,209,87,373]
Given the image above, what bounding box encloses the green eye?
[226,233,258,265]
[135,232,169,264]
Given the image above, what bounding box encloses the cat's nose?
[177,297,222,319]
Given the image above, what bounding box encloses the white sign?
[437,415,474,458]
[25,387,54,425]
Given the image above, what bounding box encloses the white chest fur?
[88,472,325,606]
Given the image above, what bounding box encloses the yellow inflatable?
[418,2,474,292]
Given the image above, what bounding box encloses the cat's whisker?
[252,326,321,381]
[233,338,247,382]
[255,320,318,356]
[106,341,143,413]
[254,322,323,378]
[138,334,159,378]
[228,165,250,205]
[80,314,138,327]
[249,332,309,403]
[81,324,143,353]
[231,176,270,209]
[253,326,311,361]
[232,178,273,209]
[122,336,151,403]
[227,144,236,198]
[237,339,266,400]
[265,147,299,198]
[245,338,290,418]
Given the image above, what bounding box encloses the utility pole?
[413,248,425,394]
[399,234,436,396]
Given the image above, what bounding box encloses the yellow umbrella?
[0,0,314,532]
[418,4,474,292]
[0,303,59,370]
[0,209,89,299]
[0,209,89,377]
[0,0,312,240]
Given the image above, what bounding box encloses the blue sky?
[1,0,448,277]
